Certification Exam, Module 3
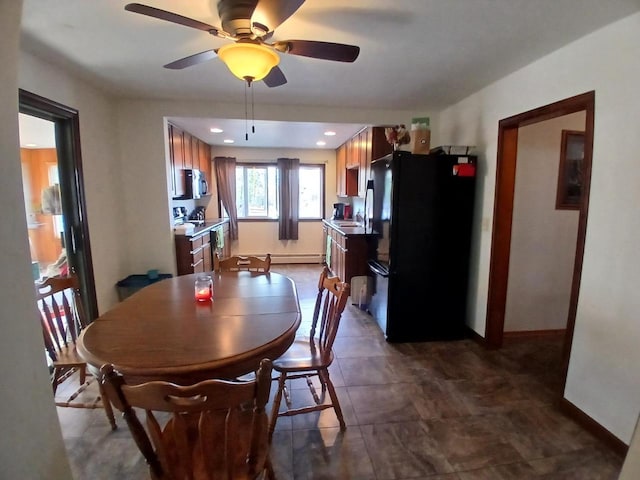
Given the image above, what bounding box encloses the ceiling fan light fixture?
[218,42,279,82]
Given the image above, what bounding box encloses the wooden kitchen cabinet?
[359,126,392,196]
[175,230,214,276]
[346,133,360,169]
[323,221,376,285]
[370,126,393,161]
[336,140,358,197]
[358,128,371,197]
[185,135,195,171]
[175,221,230,276]
[198,139,212,186]
[168,123,213,198]
[168,124,186,198]
[335,126,391,198]
[336,143,347,196]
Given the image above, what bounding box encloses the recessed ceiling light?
[223,139,235,144]
[210,127,223,133]
[316,140,327,146]
[25,143,38,147]
[324,131,336,136]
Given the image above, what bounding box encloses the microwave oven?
[184,169,209,199]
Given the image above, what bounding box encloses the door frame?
[19,89,99,321]
[485,91,594,380]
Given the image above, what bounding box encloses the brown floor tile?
[360,421,454,479]
[423,414,526,471]
[291,426,376,480]
[347,382,422,425]
[526,447,623,479]
[54,264,624,479]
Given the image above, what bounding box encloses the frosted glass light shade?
[218,43,279,82]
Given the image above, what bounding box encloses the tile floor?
[58,264,625,479]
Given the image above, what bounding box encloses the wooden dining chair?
[268,266,350,440]
[215,253,272,273]
[101,359,276,480]
[36,274,117,430]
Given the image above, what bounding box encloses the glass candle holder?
[194,275,213,302]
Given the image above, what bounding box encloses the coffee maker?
[188,206,206,225]
[332,203,345,220]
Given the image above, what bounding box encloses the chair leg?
[317,369,328,392]
[98,380,118,430]
[52,368,62,395]
[268,373,287,442]
[319,368,346,431]
[264,455,276,480]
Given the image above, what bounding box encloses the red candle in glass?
[194,275,213,302]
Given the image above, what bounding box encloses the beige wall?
[0,1,72,478]
[436,13,640,443]
[19,51,128,311]
[504,112,584,332]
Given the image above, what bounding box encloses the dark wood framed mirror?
[556,129,585,210]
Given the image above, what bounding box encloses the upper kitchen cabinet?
[198,138,212,186]
[370,126,393,161]
[186,134,197,171]
[336,142,357,197]
[168,124,186,198]
[346,133,360,169]
[335,126,391,198]
[168,122,212,199]
[336,143,346,195]
[358,128,371,197]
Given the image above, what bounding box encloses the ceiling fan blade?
[125,3,220,35]
[274,40,360,62]
[251,0,305,34]
[263,66,287,87]
[164,50,218,70]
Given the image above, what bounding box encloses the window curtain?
[277,157,300,240]
[214,156,238,240]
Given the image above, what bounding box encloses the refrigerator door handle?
[368,260,389,277]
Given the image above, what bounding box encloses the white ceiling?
[167,117,366,149]
[19,0,640,148]
[19,113,55,149]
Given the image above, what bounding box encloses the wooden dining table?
[77,271,301,385]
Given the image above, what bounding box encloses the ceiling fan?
[124,0,361,87]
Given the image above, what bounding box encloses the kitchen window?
[231,163,324,220]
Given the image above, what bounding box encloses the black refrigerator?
[367,150,477,342]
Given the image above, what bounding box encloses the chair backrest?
[101,359,273,480]
[310,267,351,358]
[215,253,271,273]
[36,274,86,363]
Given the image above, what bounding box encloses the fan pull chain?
[251,84,255,134]
[244,81,249,141]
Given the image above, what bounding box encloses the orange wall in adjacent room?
[21,148,61,265]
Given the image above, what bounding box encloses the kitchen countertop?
[322,218,378,236]
[175,218,228,237]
